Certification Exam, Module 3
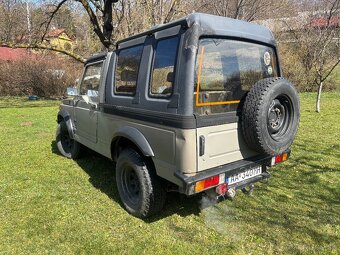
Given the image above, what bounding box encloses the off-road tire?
[56,120,82,159]
[116,149,166,218]
[241,77,300,155]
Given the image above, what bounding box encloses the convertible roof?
[117,13,275,46]
[86,13,276,62]
[85,52,107,65]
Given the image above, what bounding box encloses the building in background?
[44,28,74,53]
[0,28,74,62]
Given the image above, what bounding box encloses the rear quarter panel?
[97,112,197,186]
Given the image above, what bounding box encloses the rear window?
[195,38,278,114]
[150,36,179,97]
[115,45,143,95]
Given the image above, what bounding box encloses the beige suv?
[56,13,300,218]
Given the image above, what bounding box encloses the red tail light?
[195,175,220,193]
[272,152,288,166]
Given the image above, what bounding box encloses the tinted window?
[80,62,103,97]
[150,37,179,97]
[195,39,278,114]
[115,45,143,95]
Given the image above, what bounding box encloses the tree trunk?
[103,0,115,47]
[316,81,323,113]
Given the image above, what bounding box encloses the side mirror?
[66,87,78,96]
[166,72,174,83]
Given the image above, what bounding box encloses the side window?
[79,62,103,97]
[115,45,143,95]
[150,37,179,97]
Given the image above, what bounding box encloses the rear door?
[194,38,279,171]
[74,61,104,143]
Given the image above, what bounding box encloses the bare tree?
[0,0,189,62]
[0,0,121,63]
[282,0,340,112]
[0,0,27,41]
[196,0,289,21]
[0,0,86,62]
[110,0,185,41]
[40,0,118,49]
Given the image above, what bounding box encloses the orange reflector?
[282,152,288,161]
[195,180,205,193]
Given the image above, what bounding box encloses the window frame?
[79,60,104,97]
[148,35,180,99]
[114,44,144,97]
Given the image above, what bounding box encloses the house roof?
[46,28,66,38]
[311,17,340,27]
[256,12,340,32]
[0,47,32,61]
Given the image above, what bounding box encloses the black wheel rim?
[60,125,73,154]
[267,95,293,141]
[121,165,140,205]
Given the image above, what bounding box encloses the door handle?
[199,135,205,156]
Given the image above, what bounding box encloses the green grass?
[0,94,339,254]
[0,96,61,108]
[331,66,340,90]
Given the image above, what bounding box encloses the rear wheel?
[241,78,300,155]
[56,120,82,159]
[116,149,166,218]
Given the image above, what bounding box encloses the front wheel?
[116,149,166,218]
[56,120,82,159]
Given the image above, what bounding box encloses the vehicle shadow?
[51,140,201,222]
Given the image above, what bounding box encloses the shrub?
[0,55,82,97]
[278,43,340,92]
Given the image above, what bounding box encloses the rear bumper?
[174,150,290,195]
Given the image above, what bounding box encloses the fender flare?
[114,126,154,157]
[57,110,75,139]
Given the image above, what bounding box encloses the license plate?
[227,166,262,185]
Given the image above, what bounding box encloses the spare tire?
[241,77,300,155]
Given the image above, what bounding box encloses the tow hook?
[215,185,236,200]
[225,187,236,199]
[242,184,255,195]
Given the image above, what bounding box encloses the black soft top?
[85,52,107,65]
[117,12,275,46]
[85,13,276,64]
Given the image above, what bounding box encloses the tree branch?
[163,0,179,24]
[40,0,69,42]
[90,0,104,12]
[77,0,109,48]
[1,43,85,63]
[321,58,340,82]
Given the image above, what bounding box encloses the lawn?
[0,94,339,255]
[330,66,340,91]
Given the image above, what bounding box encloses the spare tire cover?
[241,77,300,155]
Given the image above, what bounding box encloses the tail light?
[271,152,289,166]
[195,173,225,193]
